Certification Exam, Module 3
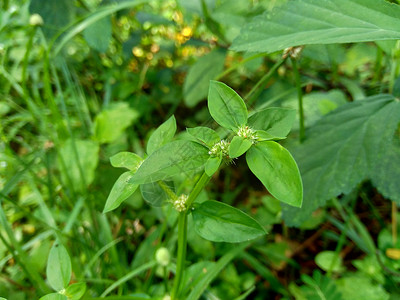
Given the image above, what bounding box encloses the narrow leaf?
[208,81,248,131]
[232,0,400,53]
[192,200,266,243]
[131,140,209,184]
[110,152,143,170]
[246,141,303,207]
[147,115,176,155]
[103,171,138,213]
[46,243,72,291]
[229,136,252,158]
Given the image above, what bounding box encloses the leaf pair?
[207,81,303,207]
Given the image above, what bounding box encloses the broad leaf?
[93,103,139,144]
[187,127,221,148]
[231,0,400,53]
[246,141,303,207]
[184,49,226,107]
[65,282,87,300]
[229,136,252,158]
[83,16,112,52]
[336,275,389,300]
[282,94,400,226]
[140,181,175,207]
[29,0,72,38]
[46,243,71,291]
[208,81,248,131]
[110,152,143,170]
[103,171,139,213]
[248,108,296,138]
[131,140,209,184]
[205,156,222,176]
[315,251,344,273]
[57,139,99,192]
[147,115,177,155]
[192,200,266,243]
[370,136,400,204]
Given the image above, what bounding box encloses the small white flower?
[237,125,258,144]
[208,140,229,158]
[173,194,188,212]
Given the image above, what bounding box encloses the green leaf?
[246,141,303,207]
[248,108,296,138]
[131,140,209,184]
[208,81,248,131]
[315,251,344,273]
[39,294,67,300]
[57,139,99,192]
[184,49,226,107]
[29,0,72,38]
[110,152,143,170]
[282,94,400,226]
[231,0,400,53]
[229,136,252,158]
[147,115,176,155]
[83,16,112,52]
[65,282,87,300]
[255,130,285,141]
[336,275,389,300]
[192,200,266,243]
[299,271,343,300]
[204,156,222,176]
[187,127,221,148]
[93,103,139,144]
[370,136,400,204]
[46,243,71,292]
[140,181,174,207]
[103,171,139,213]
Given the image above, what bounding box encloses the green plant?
[103,80,303,299]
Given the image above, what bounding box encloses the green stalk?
[171,172,210,299]
[291,57,305,143]
[245,58,286,106]
[171,213,187,300]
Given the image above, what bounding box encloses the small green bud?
[29,14,44,26]
[155,247,170,266]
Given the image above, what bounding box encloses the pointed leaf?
[208,81,248,131]
[205,156,222,176]
[147,115,177,155]
[282,94,400,226]
[232,0,400,53]
[46,243,71,291]
[192,200,267,243]
[246,141,303,207]
[229,136,252,158]
[255,130,285,141]
[131,140,209,184]
[103,171,139,213]
[184,49,227,107]
[187,127,221,148]
[110,152,143,170]
[248,108,296,137]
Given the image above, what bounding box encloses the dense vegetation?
[1,0,400,299]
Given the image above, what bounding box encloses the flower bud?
[155,247,170,266]
[29,14,44,26]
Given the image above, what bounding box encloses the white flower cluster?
[237,125,257,144]
[208,139,229,157]
[173,194,188,212]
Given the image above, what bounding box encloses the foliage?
[1,0,400,299]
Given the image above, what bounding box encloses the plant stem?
[245,58,286,106]
[171,172,210,299]
[171,212,187,300]
[291,57,305,143]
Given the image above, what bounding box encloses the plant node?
[173,194,188,212]
[237,125,257,144]
[208,139,230,157]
